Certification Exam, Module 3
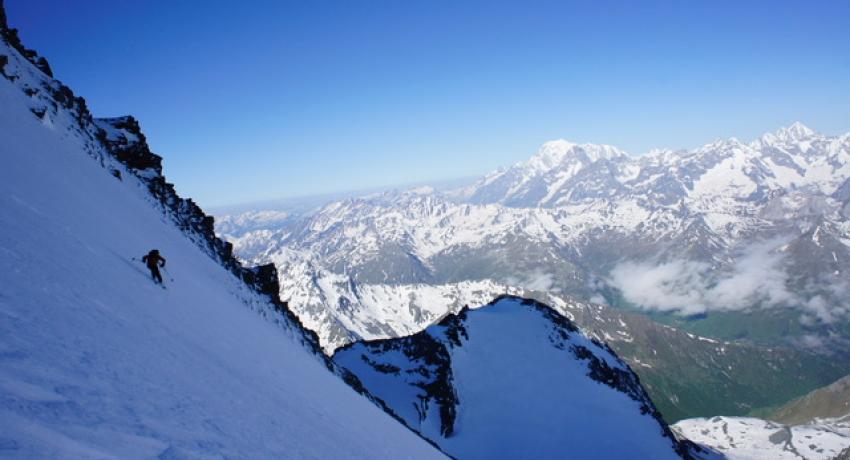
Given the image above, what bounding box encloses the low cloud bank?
[506,269,559,293]
[608,239,848,324]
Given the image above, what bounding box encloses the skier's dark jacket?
[142,250,166,269]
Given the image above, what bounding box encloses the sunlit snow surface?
[675,416,850,460]
[0,38,444,459]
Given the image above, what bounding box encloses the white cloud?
[607,238,849,324]
[506,269,558,293]
[609,259,710,315]
[588,294,608,305]
[798,334,826,349]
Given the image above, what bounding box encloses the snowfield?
[675,416,850,460]
[0,27,444,460]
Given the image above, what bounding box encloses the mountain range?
[221,120,850,342]
[218,122,850,423]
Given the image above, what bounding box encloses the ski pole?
[162,266,175,282]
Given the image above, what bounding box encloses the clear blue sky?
[7,1,850,207]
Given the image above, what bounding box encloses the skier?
[141,249,166,284]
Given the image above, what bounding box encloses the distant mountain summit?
[462,121,848,209]
[762,121,817,145]
[464,140,628,207]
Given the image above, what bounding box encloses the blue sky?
[7,1,850,207]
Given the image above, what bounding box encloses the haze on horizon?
[8,0,850,207]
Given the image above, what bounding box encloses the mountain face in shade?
[334,296,699,460]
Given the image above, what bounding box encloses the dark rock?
[95,116,162,173]
[0,0,53,77]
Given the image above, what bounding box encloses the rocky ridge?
[335,296,701,459]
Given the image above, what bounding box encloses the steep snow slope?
[0,15,444,459]
[674,416,850,460]
[335,296,691,460]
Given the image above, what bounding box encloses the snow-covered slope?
[335,296,694,460]
[674,415,850,460]
[0,9,444,459]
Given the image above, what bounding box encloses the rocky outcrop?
[95,116,163,172]
[0,0,52,77]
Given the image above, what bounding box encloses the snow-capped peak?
[781,121,815,138]
[525,139,577,172]
[408,185,436,195]
[524,139,625,173]
[699,136,747,152]
[761,121,816,145]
